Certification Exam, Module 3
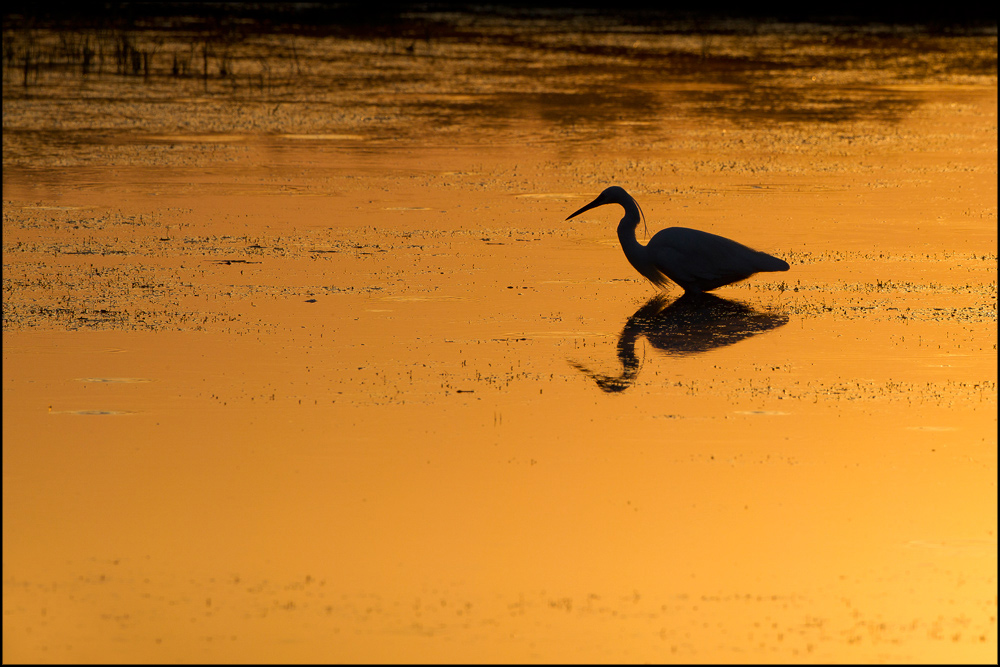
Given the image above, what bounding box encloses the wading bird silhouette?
[566,186,790,292]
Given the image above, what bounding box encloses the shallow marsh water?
[2,13,997,663]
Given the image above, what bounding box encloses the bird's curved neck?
[615,198,645,254]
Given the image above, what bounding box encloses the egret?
[566,186,789,292]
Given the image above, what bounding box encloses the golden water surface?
[3,12,997,663]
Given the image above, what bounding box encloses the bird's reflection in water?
[572,293,789,393]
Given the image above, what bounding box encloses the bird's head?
[565,186,631,220]
[566,186,645,232]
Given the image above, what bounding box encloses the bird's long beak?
[566,196,603,220]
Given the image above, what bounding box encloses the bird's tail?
[758,253,790,272]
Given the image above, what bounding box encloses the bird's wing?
[648,227,783,291]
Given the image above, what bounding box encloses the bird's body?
[567,186,789,293]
